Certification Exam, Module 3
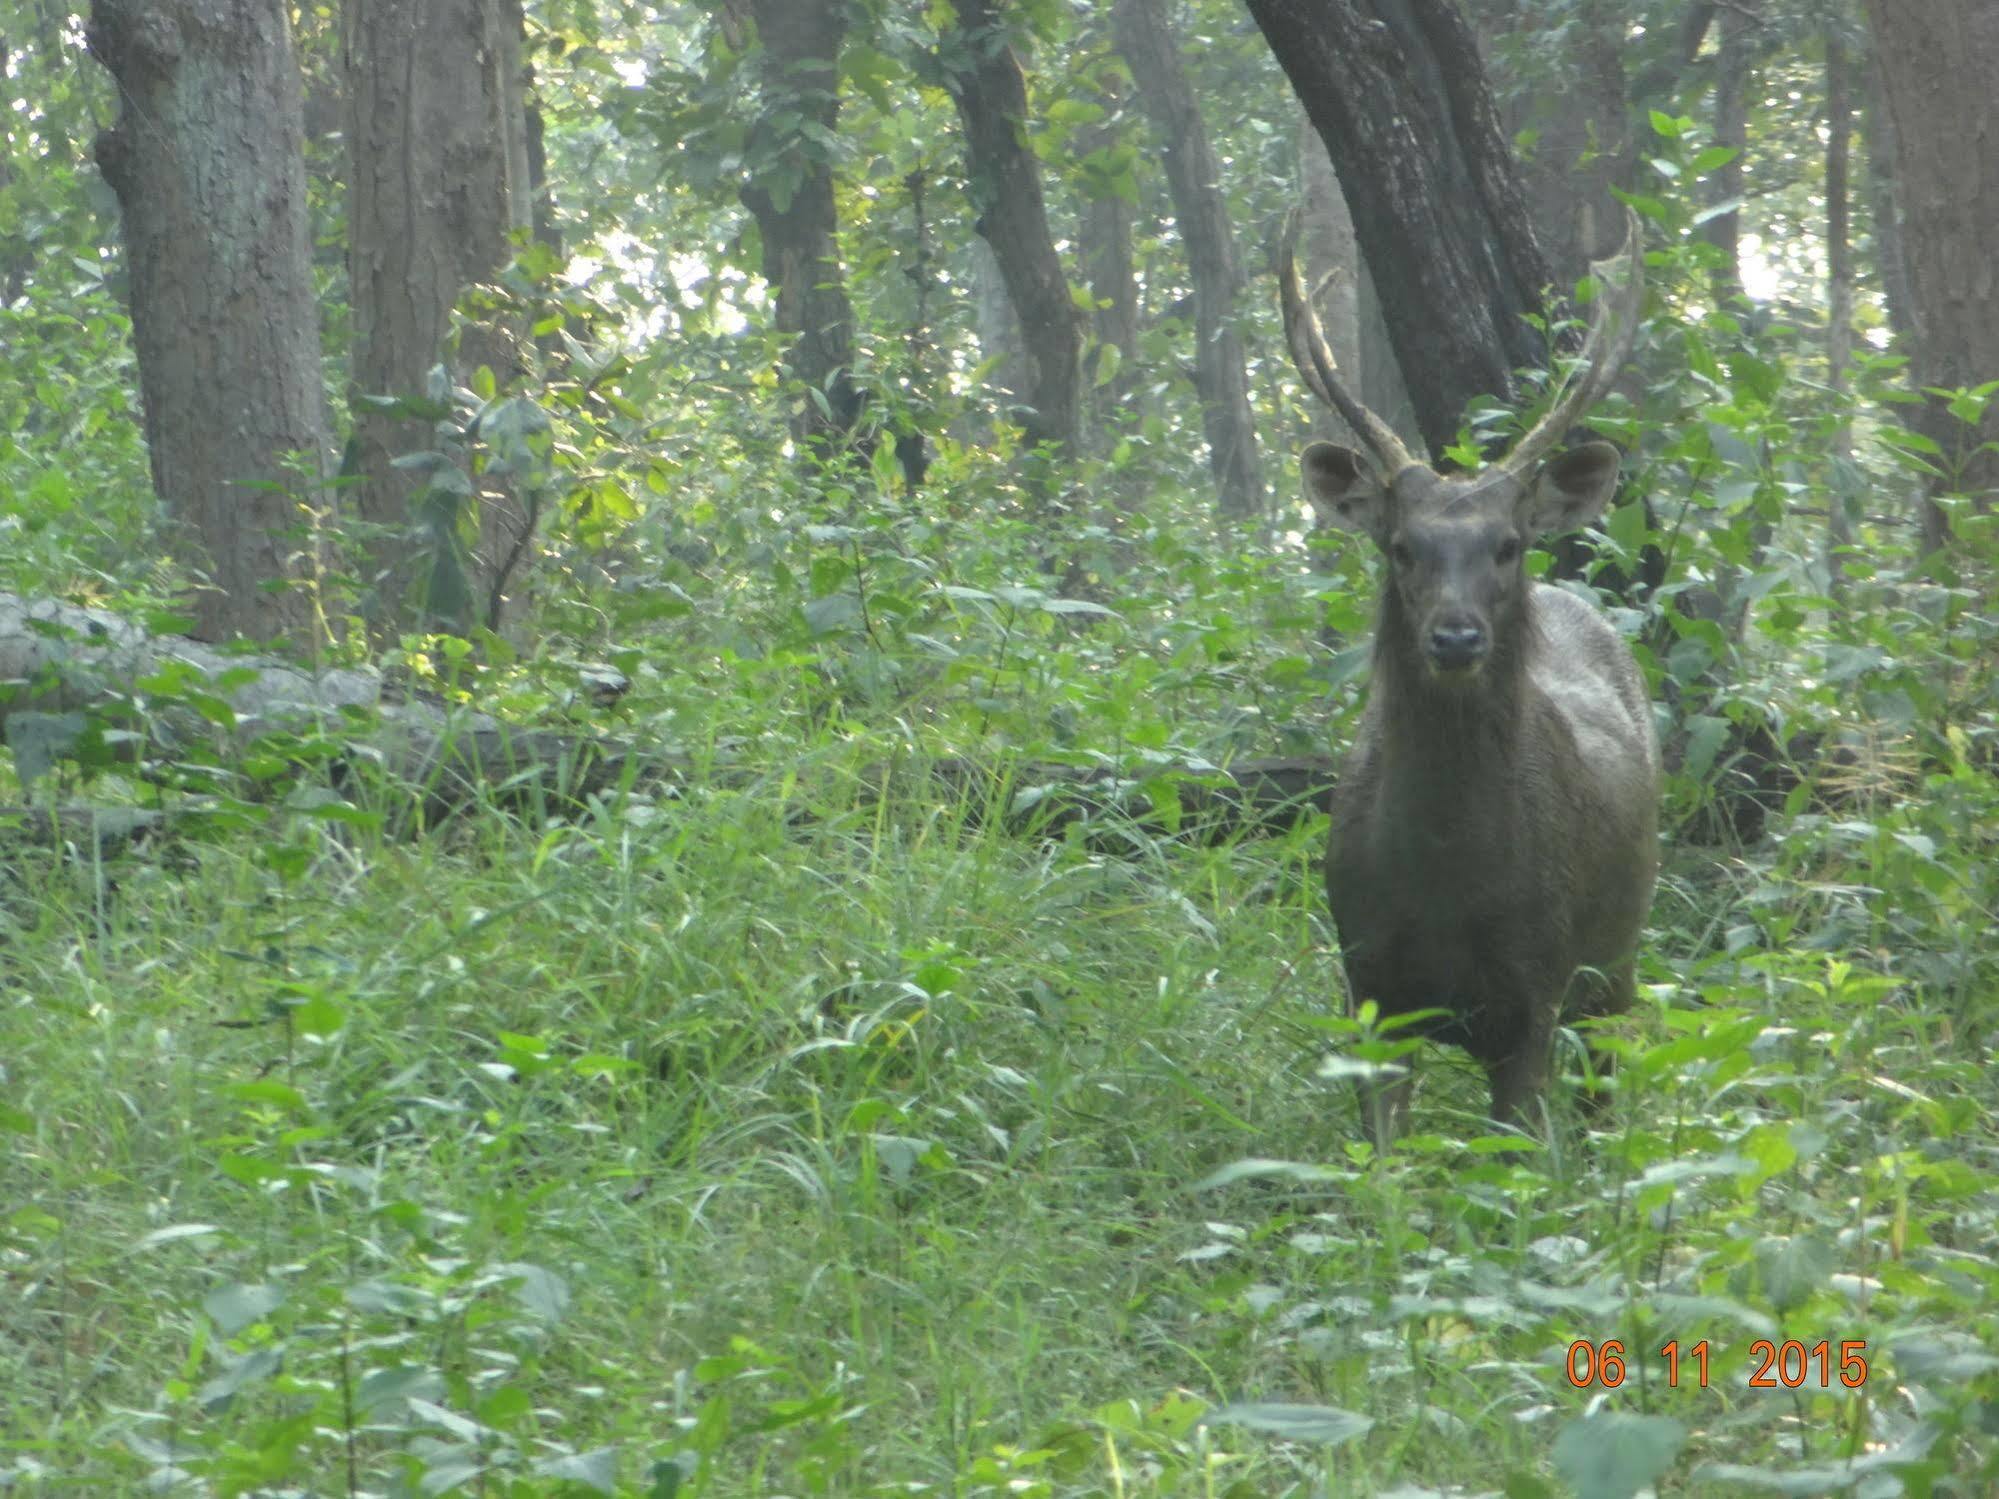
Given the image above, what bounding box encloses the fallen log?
[0,593,1336,843]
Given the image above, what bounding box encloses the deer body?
[1329,574,1658,1140]
[1281,211,1659,1143]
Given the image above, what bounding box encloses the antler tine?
[1279,208,1418,476]
[1492,205,1646,480]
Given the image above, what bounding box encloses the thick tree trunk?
[727,0,865,450]
[1112,0,1262,517]
[1244,0,1560,458]
[1862,0,1999,557]
[86,0,329,644]
[942,0,1082,459]
[346,0,528,636]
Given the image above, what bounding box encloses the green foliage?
[3,4,1998,1495]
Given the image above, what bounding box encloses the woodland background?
[1,0,1996,1495]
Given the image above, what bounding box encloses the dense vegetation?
[2,2,1995,1495]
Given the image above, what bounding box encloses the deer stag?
[1282,211,1659,1146]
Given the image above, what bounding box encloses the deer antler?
[1278,208,1418,478]
[1490,206,1646,481]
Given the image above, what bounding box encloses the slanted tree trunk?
[724,0,865,451]
[1861,0,1999,557]
[1244,0,1560,457]
[346,0,530,636]
[941,0,1082,460]
[1112,0,1262,517]
[86,0,330,644]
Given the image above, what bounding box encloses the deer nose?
[1427,621,1488,670]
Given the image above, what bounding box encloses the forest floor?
[4,718,1994,1497]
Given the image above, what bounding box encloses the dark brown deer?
[1282,212,1659,1146]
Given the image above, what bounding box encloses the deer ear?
[1302,442,1387,537]
[1521,441,1622,537]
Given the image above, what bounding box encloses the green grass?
[5,718,1996,1497]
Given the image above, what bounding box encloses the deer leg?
[1358,1065,1414,1150]
[1485,1013,1556,1138]
[1569,960,1635,1122]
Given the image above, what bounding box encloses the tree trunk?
[86,0,329,644]
[1112,0,1262,517]
[942,0,1082,460]
[1862,0,1999,556]
[1244,0,1560,458]
[1078,97,1140,433]
[969,237,1030,440]
[346,0,528,634]
[1824,22,1854,595]
[1707,1,1755,303]
[1481,0,1633,284]
[1860,53,1916,354]
[727,0,865,450]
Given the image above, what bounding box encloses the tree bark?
[86,0,329,644]
[1862,0,1999,556]
[1112,0,1262,517]
[1707,1,1755,303]
[941,0,1082,459]
[1078,96,1140,431]
[1244,0,1561,458]
[346,0,529,634]
[726,0,865,450]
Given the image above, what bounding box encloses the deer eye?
[1494,536,1522,565]
[1390,541,1414,569]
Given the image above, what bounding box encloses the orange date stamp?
[1565,1339,1871,1389]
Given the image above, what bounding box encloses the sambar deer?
[1282,211,1660,1147]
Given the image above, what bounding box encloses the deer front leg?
[1358,1063,1414,1149]
[1485,1011,1557,1139]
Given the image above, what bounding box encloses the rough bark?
[86,0,330,644]
[346,0,529,636]
[1245,0,1561,457]
[1112,0,1262,516]
[941,0,1082,458]
[1862,0,1999,556]
[727,0,865,449]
